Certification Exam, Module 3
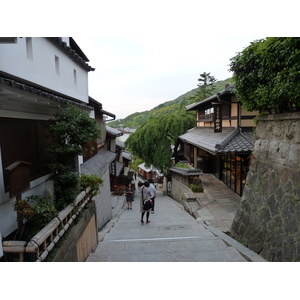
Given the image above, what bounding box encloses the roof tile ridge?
[215,127,239,150]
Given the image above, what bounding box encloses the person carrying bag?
[140,181,152,224]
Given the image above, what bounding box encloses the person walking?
[139,181,152,224]
[148,178,156,214]
[125,183,134,210]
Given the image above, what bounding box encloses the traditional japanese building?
[179,84,258,195]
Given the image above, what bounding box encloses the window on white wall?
[55,55,60,75]
[73,69,77,85]
[26,37,33,60]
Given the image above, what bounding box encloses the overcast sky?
[6,1,297,121]
[73,36,261,119]
[74,36,259,119]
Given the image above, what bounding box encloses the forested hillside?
[108,78,232,128]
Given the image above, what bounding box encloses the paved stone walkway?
[185,174,242,233]
[87,178,265,262]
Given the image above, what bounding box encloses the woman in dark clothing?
[125,183,134,210]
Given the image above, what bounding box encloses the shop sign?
[214,104,222,132]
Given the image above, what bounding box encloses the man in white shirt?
[148,179,156,214]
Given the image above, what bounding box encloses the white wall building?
[0,37,95,250]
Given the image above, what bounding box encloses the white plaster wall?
[0,37,89,103]
[95,167,113,230]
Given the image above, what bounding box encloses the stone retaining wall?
[231,112,300,261]
[170,177,191,206]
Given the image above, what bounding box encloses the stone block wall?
[231,112,300,261]
[171,177,191,206]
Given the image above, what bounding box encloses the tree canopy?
[125,111,195,173]
[229,37,300,114]
[187,72,217,103]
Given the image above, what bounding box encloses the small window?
[26,37,33,60]
[55,55,60,75]
[73,69,77,85]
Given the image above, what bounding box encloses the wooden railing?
[2,187,92,262]
[198,113,214,122]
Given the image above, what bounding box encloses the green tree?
[48,104,102,210]
[188,72,217,103]
[229,37,300,114]
[125,111,195,173]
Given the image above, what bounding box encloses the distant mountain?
[108,78,232,129]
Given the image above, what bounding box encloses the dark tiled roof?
[122,151,131,161]
[0,76,91,110]
[106,125,123,137]
[80,151,111,177]
[185,84,234,112]
[99,149,117,163]
[116,139,125,149]
[169,166,203,176]
[179,127,253,154]
[219,130,254,153]
[179,127,235,153]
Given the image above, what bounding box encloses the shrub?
[51,170,80,211]
[13,199,35,240]
[80,174,103,198]
[175,162,189,168]
[26,195,58,233]
[189,183,203,193]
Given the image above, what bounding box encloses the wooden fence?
[2,187,92,262]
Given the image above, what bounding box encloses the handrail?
[2,187,92,262]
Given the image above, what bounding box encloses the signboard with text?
[213,104,222,132]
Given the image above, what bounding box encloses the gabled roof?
[185,84,234,112]
[179,127,253,154]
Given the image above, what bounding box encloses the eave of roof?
[0,75,92,111]
[53,37,95,72]
[98,149,117,163]
[106,125,123,137]
[116,139,125,149]
[179,127,253,154]
[122,151,131,160]
[169,166,203,176]
[185,84,235,112]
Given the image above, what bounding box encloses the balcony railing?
[2,186,92,262]
[198,113,214,122]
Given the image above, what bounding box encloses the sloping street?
[87,178,265,262]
